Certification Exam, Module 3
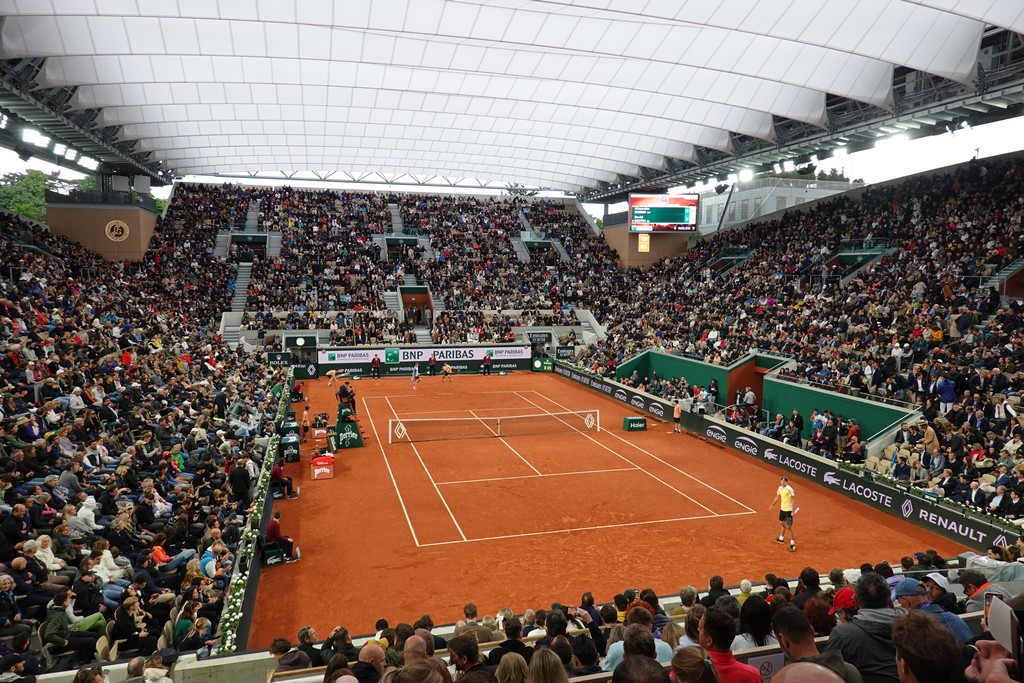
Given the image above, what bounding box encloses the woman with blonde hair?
[496,652,528,683]
[671,646,720,683]
[661,621,686,649]
[526,648,567,683]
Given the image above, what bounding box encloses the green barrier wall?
[762,375,915,441]
[620,350,729,394]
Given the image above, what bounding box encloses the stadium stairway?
[518,209,533,231]
[511,236,531,262]
[266,232,282,257]
[245,199,260,230]
[414,325,431,344]
[980,255,1024,303]
[230,263,252,313]
[417,235,435,260]
[214,232,231,259]
[388,203,404,233]
[372,235,389,261]
[403,273,419,286]
[549,238,571,263]
[383,289,401,313]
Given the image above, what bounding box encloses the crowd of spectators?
[0,189,288,676]
[245,188,391,313]
[271,545,1013,683]
[239,311,414,345]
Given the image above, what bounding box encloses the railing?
[838,238,890,251]
[44,189,158,213]
[774,372,918,411]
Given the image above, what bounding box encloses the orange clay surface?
[248,371,966,647]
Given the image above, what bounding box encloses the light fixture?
[78,157,99,170]
[738,169,754,182]
[53,143,67,156]
[831,147,848,158]
[797,164,817,175]
[63,148,77,161]
[0,115,9,130]
[772,163,782,173]
[715,184,729,195]
[726,173,738,184]
[782,160,795,172]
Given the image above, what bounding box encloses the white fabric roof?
[0,0,1011,190]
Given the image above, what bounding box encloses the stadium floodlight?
[714,184,729,195]
[63,148,77,161]
[726,173,738,184]
[0,115,8,130]
[53,143,67,156]
[875,133,908,148]
[772,163,782,173]
[78,157,99,170]
[831,147,848,158]
[738,169,754,182]
[782,160,795,172]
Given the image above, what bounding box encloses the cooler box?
[623,416,647,432]
[311,455,334,480]
[280,434,301,462]
[279,421,300,437]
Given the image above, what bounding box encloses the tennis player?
[410,362,420,390]
[301,405,311,443]
[441,362,454,383]
[672,399,682,433]
[769,476,796,552]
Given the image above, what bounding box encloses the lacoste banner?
[552,362,703,432]
[701,417,1013,550]
[316,345,532,376]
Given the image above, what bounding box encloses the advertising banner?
[317,345,532,376]
[701,418,1013,550]
[555,346,576,360]
[267,352,292,367]
[527,331,552,344]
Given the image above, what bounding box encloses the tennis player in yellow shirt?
[769,476,797,552]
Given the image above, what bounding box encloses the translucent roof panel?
[0,0,996,190]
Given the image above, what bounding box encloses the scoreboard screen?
[629,194,699,232]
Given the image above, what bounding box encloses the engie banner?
[701,417,1014,550]
[317,345,532,376]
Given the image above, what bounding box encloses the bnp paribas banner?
[316,345,532,376]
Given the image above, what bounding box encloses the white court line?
[364,390,529,400]
[468,409,542,476]
[418,510,755,547]
[381,406,543,417]
[362,396,420,547]
[524,390,757,513]
[437,467,638,486]
[513,392,717,515]
[384,396,467,542]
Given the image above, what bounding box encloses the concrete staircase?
[230,263,251,313]
[511,237,531,263]
[266,232,282,257]
[220,312,243,349]
[245,200,260,231]
[980,256,1024,295]
[549,238,570,263]
[417,236,436,260]
[414,326,431,344]
[383,289,401,313]
[403,273,419,286]
[518,210,533,231]
[388,203,404,234]
[214,232,231,259]
[372,235,389,261]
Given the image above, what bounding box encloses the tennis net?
[388,409,600,444]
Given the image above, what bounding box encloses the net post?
[388,419,393,444]
[595,409,600,432]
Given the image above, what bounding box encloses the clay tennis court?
[248,371,967,648]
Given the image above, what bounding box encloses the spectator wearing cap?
[892,578,971,644]
[825,573,901,683]
[0,651,30,682]
[958,569,1013,613]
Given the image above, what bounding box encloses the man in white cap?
[920,573,960,615]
